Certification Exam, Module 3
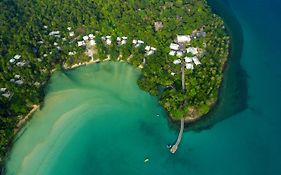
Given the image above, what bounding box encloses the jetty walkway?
[170,118,185,154]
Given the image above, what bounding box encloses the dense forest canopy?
[0,0,229,162]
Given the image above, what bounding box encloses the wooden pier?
[170,118,185,154]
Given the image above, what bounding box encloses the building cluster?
[145,46,157,56]
[116,36,127,45]
[169,33,205,71]
[9,55,26,67]
[0,88,12,99]
[10,74,24,85]
[101,36,112,45]
[132,39,144,48]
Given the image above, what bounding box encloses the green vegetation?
[0,0,229,162]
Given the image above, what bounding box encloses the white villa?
[117,36,127,45]
[89,34,95,39]
[176,51,183,57]
[186,47,198,55]
[69,32,75,37]
[83,35,89,41]
[186,63,194,70]
[49,31,60,36]
[14,55,21,59]
[192,57,201,65]
[176,35,191,43]
[77,41,85,47]
[144,46,156,56]
[89,40,96,46]
[0,88,7,92]
[169,50,176,56]
[170,43,180,51]
[184,57,192,63]
[9,59,15,63]
[173,59,181,64]
[132,39,144,47]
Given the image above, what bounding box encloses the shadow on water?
[185,0,248,132]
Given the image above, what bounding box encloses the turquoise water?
[6,0,281,174]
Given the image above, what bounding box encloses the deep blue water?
[194,0,281,174]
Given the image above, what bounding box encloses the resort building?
[89,40,96,46]
[77,41,85,47]
[83,35,89,41]
[169,50,176,56]
[173,59,181,65]
[49,31,60,36]
[176,51,183,58]
[170,43,180,51]
[186,47,198,55]
[176,35,191,43]
[14,55,21,59]
[69,32,75,37]
[192,57,201,65]
[89,34,95,39]
[186,63,194,70]
[117,36,127,45]
[184,57,192,63]
[9,59,15,63]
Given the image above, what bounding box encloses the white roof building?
[16,62,25,67]
[68,52,75,56]
[106,35,111,39]
[170,43,180,51]
[0,88,7,92]
[176,35,191,43]
[9,59,15,63]
[67,27,72,31]
[151,47,156,51]
[89,34,95,39]
[43,54,48,57]
[54,42,58,46]
[89,40,96,46]
[184,57,193,63]
[137,40,144,44]
[106,39,112,45]
[146,50,154,56]
[173,59,181,64]
[117,37,121,41]
[132,40,137,44]
[192,57,201,65]
[169,50,176,56]
[83,35,89,41]
[77,41,85,46]
[14,55,21,59]
[186,47,198,55]
[171,72,176,76]
[122,36,127,40]
[176,51,183,57]
[145,46,151,51]
[69,32,75,37]
[2,93,11,98]
[14,74,20,79]
[121,40,126,45]
[186,63,194,70]
[49,31,60,36]
[15,80,24,85]
[43,25,48,29]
